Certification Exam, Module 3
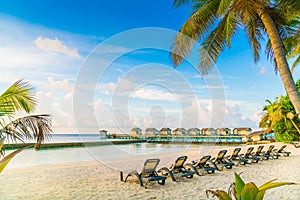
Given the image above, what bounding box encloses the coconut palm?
[265,3,300,73]
[171,0,300,117]
[260,98,300,135]
[0,80,52,173]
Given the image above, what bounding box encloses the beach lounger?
[210,150,234,170]
[187,155,217,175]
[273,145,291,156]
[120,158,166,187]
[252,145,264,158]
[262,145,280,159]
[226,148,249,165]
[292,142,300,148]
[158,156,195,182]
[239,147,260,163]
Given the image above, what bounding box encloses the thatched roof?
[160,128,171,131]
[131,127,142,131]
[187,128,200,132]
[233,127,252,131]
[246,131,264,138]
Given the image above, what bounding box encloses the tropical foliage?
[171,0,300,117]
[259,80,300,142]
[0,80,52,173]
[206,172,295,200]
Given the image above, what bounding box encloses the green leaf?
[0,137,4,152]
[240,182,259,200]
[258,181,295,191]
[0,146,31,173]
[206,189,232,200]
[234,172,245,200]
[258,179,277,189]
[255,191,265,200]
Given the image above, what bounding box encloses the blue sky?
[0,0,299,133]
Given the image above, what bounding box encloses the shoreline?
[1,142,300,199]
[3,139,246,150]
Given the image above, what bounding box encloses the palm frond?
[245,16,263,63]
[2,114,52,149]
[171,0,221,66]
[198,11,239,74]
[231,0,266,25]
[0,80,37,114]
[173,0,194,7]
[216,0,232,17]
[291,56,300,73]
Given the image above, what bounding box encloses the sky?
[0,0,299,134]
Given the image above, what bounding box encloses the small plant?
[206,172,295,200]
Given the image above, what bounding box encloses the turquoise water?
[3,134,233,169]
[6,133,109,144]
[4,143,216,169]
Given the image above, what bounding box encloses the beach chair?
[239,147,260,163]
[187,155,217,175]
[158,156,195,182]
[226,148,249,165]
[262,145,279,159]
[120,158,166,187]
[273,145,291,156]
[252,145,265,159]
[292,142,300,148]
[210,150,234,170]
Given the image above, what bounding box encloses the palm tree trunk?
[257,8,300,118]
[289,119,300,135]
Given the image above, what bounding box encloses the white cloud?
[43,76,74,93]
[132,87,177,101]
[257,61,273,76]
[259,65,267,75]
[98,82,117,95]
[35,37,81,58]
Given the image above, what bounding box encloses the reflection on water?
[5,143,214,169]
[4,134,235,170]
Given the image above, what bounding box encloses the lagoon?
[4,134,240,169]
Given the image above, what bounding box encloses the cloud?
[98,82,117,95]
[42,76,74,93]
[257,61,273,76]
[35,37,81,58]
[132,87,177,101]
[259,65,267,75]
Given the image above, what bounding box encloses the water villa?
[100,127,264,144]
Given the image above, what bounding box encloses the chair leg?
[158,167,177,182]
[124,170,144,187]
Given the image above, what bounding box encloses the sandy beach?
[1,142,300,200]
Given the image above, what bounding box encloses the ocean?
[3,134,218,169]
[4,134,235,170]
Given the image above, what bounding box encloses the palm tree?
[0,80,52,173]
[259,98,300,135]
[265,4,300,73]
[171,0,300,117]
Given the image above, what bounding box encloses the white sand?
[1,143,300,200]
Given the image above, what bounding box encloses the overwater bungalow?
[232,128,252,136]
[201,128,216,136]
[99,129,108,137]
[131,127,142,136]
[187,128,201,135]
[160,128,172,135]
[216,128,231,136]
[246,130,275,142]
[145,128,159,135]
[246,130,264,142]
[172,128,187,135]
